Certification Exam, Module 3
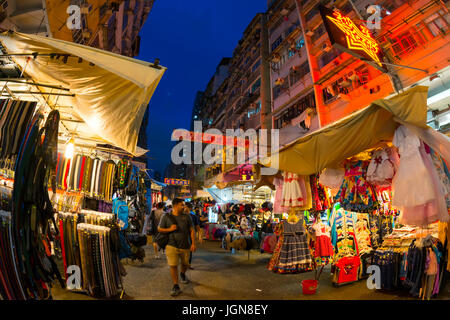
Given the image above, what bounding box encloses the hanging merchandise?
[319,167,345,190]
[330,206,359,260]
[77,223,123,298]
[55,152,117,203]
[309,173,331,212]
[12,109,65,300]
[393,126,449,226]
[429,148,450,209]
[268,212,314,274]
[366,147,399,186]
[334,160,378,213]
[281,172,304,208]
[310,219,334,266]
[57,210,123,298]
[272,176,284,214]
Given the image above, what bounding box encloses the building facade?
[187,0,450,195]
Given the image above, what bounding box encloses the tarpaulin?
[262,86,450,175]
[0,31,166,155]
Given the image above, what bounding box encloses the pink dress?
[273,177,284,214]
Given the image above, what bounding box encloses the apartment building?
[267,0,319,147]
[296,0,449,127]
[45,0,154,57]
[0,0,51,35]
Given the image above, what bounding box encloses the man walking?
[158,198,196,296]
[149,202,165,258]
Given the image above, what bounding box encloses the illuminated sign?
[319,5,386,72]
[164,178,190,186]
[172,129,254,149]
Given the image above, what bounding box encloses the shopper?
[149,202,165,259]
[158,198,196,296]
[185,202,200,269]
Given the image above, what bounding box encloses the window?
[271,36,283,52]
[252,59,261,73]
[390,31,418,57]
[247,101,261,118]
[289,62,309,86]
[305,8,318,22]
[424,11,449,37]
[318,48,339,69]
[340,1,353,15]
[313,24,326,42]
[251,78,261,93]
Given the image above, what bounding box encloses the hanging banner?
[318,5,387,72]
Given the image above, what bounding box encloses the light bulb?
[65,139,75,159]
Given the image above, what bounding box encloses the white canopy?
[0,31,166,156]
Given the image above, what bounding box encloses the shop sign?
[319,5,387,72]
[164,178,190,186]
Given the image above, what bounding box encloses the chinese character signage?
[319,5,387,72]
[164,178,190,186]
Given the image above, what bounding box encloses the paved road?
[52,240,450,300]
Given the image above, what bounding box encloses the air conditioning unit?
[306,29,314,36]
[81,3,93,14]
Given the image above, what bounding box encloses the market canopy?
[261,86,450,175]
[0,31,166,156]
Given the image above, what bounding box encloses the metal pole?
[0,78,71,91]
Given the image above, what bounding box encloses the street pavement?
[52,240,450,300]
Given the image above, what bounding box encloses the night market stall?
[0,31,165,300]
[258,86,450,298]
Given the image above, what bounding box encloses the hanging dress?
[270,218,313,273]
[334,160,378,212]
[273,177,284,214]
[392,125,435,207]
[281,172,304,208]
[311,221,334,266]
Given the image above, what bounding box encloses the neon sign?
[164,178,190,186]
[319,5,386,72]
[327,11,381,67]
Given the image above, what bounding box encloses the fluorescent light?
[427,88,450,105]
[65,139,75,159]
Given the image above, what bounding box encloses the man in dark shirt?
[158,198,196,296]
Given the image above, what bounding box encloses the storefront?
[254,86,449,298]
[0,31,165,300]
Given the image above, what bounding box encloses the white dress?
[281,172,304,208]
[367,148,396,186]
[392,125,435,207]
[319,167,345,189]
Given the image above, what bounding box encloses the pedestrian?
[185,202,201,269]
[149,202,165,259]
[158,198,196,297]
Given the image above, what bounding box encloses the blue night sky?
[137,0,267,178]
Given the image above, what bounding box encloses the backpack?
[113,198,129,230]
[154,213,179,250]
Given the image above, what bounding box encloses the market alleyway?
[53,241,450,300]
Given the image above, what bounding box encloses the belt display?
[57,211,122,298]
[55,153,117,202]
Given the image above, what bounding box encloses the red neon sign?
[172,129,255,148]
[326,10,382,67]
